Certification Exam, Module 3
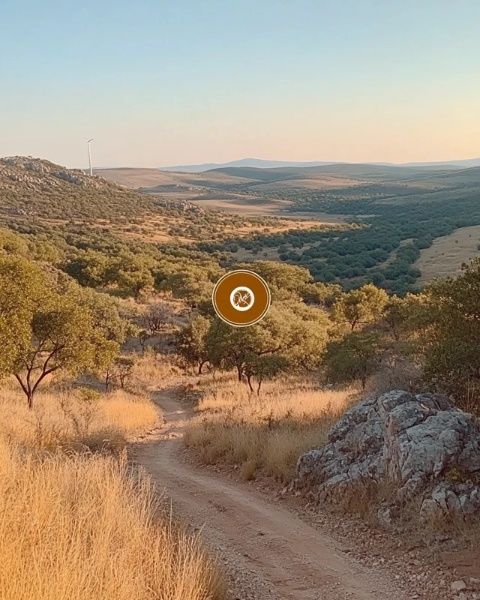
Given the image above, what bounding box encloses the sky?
[1,0,480,168]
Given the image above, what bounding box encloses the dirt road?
[132,389,407,600]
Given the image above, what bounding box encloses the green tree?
[324,332,382,389]
[176,314,212,374]
[244,354,288,395]
[65,250,109,287]
[0,257,120,407]
[333,284,388,331]
[241,261,312,300]
[412,259,480,404]
[206,303,329,388]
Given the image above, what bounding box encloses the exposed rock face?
[295,390,480,525]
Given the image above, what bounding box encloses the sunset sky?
[1,0,479,168]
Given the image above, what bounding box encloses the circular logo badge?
[212,270,271,327]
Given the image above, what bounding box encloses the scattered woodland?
[1,156,480,597]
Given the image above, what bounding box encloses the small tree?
[244,354,288,395]
[206,302,329,387]
[409,259,480,406]
[143,303,169,335]
[323,331,382,389]
[333,284,388,332]
[176,314,211,374]
[113,356,135,389]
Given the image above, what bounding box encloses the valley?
[99,162,480,293]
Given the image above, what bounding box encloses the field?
[0,443,224,600]
[415,224,480,284]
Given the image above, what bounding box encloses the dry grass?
[0,441,224,600]
[0,371,225,600]
[0,385,160,451]
[131,350,183,391]
[415,224,480,284]
[184,376,357,482]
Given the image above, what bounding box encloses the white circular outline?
[212,269,271,328]
[230,286,255,311]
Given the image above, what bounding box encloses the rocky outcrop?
[295,390,480,526]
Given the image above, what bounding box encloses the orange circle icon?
[212,270,271,327]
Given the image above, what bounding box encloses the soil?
[131,387,434,600]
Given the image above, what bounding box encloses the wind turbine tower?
[87,139,94,176]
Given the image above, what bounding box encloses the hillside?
[103,163,480,198]
[0,156,330,255]
[97,161,480,292]
[0,156,161,221]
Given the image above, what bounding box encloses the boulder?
[295,390,480,525]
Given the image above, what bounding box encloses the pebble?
[451,580,467,592]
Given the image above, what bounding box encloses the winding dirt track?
[132,389,407,600]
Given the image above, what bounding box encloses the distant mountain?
[160,158,336,173]
[401,158,480,169]
[160,157,480,173]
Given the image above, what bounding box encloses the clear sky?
[1,0,479,168]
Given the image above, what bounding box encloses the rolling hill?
[159,156,480,173]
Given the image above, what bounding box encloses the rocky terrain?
[296,390,480,528]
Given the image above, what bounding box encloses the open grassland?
[184,375,357,482]
[0,361,225,600]
[0,442,225,600]
[415,225,480,284]
[0,384,160,451]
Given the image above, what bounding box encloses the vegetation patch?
[184,376,356,482]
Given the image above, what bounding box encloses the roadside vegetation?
[0,445,224,600]
[184,376,356,481]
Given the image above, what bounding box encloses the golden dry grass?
[0,385,160,451]
[131,351,183,391]
[0,441,224,600]
[0,370,225,600]
[415,224,480,284]
[184,376,357,482]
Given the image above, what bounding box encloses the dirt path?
[132,388,408,600]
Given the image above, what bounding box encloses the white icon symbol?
[230,286,255,312]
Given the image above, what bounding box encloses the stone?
[450,580,467,592]
[295,390,480,525]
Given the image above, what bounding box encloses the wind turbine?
[87,139,94,176]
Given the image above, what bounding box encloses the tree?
[323,332,382,389]
[333,284,388,331]
[206,302,329,389]
[0,257,121,407]
[160,270,214,307]
[301,281,342,308]
[112,356,135,389]
[176,314,212,374]
[65,250,109,287]
[410,259,480,404]
[240,261,312,300]
[244,354,288,395]
[143,302,170,335]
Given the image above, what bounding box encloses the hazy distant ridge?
[160,158,336,173]
[160,157,480,173]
